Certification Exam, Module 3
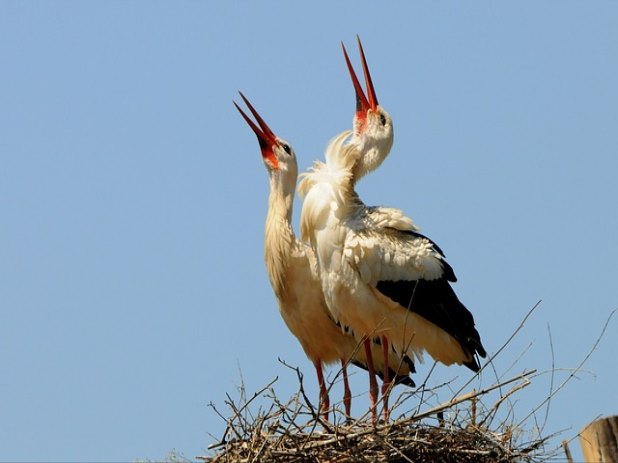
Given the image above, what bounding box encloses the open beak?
[234,92,279,165]
[341,36,379,118]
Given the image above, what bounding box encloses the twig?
[373,432,415,463]
[516,308,617,428]
[211,376,279,448]
[455,300,542,398]
[277,358,334,435]
[405,370,535,426]
[561,439,574,463]
[477,377,531,428]
[540,323,556,435]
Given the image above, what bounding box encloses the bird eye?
[282,144,291,155]
[379,113,386,126]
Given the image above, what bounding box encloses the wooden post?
[562,440,574,463]
[580,416,618,463]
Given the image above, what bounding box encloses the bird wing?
[365,206,421,233]
[344,226,451,286]
[343,225,486,367]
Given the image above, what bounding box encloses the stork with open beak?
[234,93,414,421]
[299,39,486,424]
[342,37,394,182]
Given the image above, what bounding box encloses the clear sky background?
[1,2,617,462]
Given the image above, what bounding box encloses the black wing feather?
[351,360,416,388]
[376,278,486,372]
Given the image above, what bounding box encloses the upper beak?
[234,92,278,157]
[356,36,379,111]
[341,36,379,117]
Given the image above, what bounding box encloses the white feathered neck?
[264,168,298,300]
[297,130,366,242]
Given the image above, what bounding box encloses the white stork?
[298,40,486,423]
[234,93,414,420]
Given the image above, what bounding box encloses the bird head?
[342,37,394,181]
[234,92,298,181]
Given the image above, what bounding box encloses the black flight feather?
[376,278,486,372]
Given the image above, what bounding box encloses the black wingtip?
[351,361,416,388]
[464,359,481,373]
[403,354,416,374]
[375,368,416,388]
[464,347,489,373]
[473,339,487,358]
[394,374,416,388]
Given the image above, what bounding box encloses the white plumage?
[299,133,484,365]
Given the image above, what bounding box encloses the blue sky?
[1,2,617,461]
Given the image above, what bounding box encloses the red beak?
[341,36,379,119]
[234,92,279,166]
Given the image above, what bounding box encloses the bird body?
[265,205,351,366]
[299,129,486,368]
[299,132,472,362]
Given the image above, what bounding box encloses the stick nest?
[199,304,618,462]
[201,368,549,463]
[204,419,533,463]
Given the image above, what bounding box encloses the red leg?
[381,335,391,422]
[363,338,378,426]
[314,361,329,421]
[341,358,352,418]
